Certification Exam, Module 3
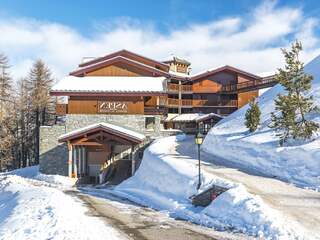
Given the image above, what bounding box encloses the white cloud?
[0,1,319,81]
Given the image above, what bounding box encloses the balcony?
[192,99,238,107]
[144,106,167,115]
[167,98,193,107]
[167,83,192,93]
[220,76,277,93]
[167,98,237,108]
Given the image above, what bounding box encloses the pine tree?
[0,53,15,171]
[270,41,319,145]
[27,60,54,164]
[16,78,33,168]
[0,54,12,120]
[245,99,261,132]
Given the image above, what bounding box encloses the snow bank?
[203,55,320,190]
[113,136,301,239]
[6,166,76,187]
[0,168,124,240]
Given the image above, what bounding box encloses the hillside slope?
[202,55,320,189]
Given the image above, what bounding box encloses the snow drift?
[0,167,123,240]
[203,55,320,190]
[114,136,302,239]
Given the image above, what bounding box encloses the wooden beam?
[68,142,72,177]
[72,142,104,146]
[131,145,135,176]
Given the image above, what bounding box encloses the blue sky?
[0,0,319,79]
[1,0,320,34]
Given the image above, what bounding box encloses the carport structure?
[58,122,145,183]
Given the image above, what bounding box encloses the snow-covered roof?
[70,55,170,77]
[257,71,277,78]
[195,113,224,122]
[52,76,166,93]
[190,65,225,78]
[165,113,223,122]
[165,114,179,121]
[162,55,191,65]
[191,65,261,80]
[58,122,145,143]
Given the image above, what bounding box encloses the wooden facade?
[167,67,260,115]
[51,50,274,118]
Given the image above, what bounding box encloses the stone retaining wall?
[39,125,68,176]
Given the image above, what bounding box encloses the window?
[145,117,155,130]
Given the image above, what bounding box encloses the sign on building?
[98,101,128,113]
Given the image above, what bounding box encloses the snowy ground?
[203,55,320,190]
[0,167,125,240]
[0,166,248,240]
[112,136,309,239]
[178,136,320,238]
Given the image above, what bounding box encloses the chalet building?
[39,49,276,182]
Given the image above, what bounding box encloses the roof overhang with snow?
[165,113,223,123]
[50,76,167,96]
[70,55,171,77]
[78,49,170,72]
[191,65,262,81]
[58,122,146,145]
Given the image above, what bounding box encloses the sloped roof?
[165,113,223,122]
[70,56,171,77]
[191,65,262,81]
[78,49,170,72]
[51,76,166,94]
[58,122,145,144]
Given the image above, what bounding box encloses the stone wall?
[39,125,68,176]
[39,114,165,176]
[64,114,164,137]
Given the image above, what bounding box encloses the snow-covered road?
[176,136,320,238]
[0,166,248,240]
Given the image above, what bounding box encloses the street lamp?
[195,132,204,190]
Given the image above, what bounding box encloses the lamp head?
[195,132,204,145]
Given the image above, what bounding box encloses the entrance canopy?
[58,123,145,181]
[58,122,145,145]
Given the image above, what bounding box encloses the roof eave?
[50,90,167,97]
[58,125,145,144]
[69,56,171,78]
[78,49,170,71]
[191,65,262,81]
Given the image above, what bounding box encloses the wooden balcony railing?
[220,76,277,93]
[167,98,237,107]
[167,83,193,93]
[192,99,238,107]
[167,98,193,107]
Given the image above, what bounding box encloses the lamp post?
[195,132,204,190]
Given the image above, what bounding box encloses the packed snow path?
[176,136,320,238]
[68,188,249,240]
